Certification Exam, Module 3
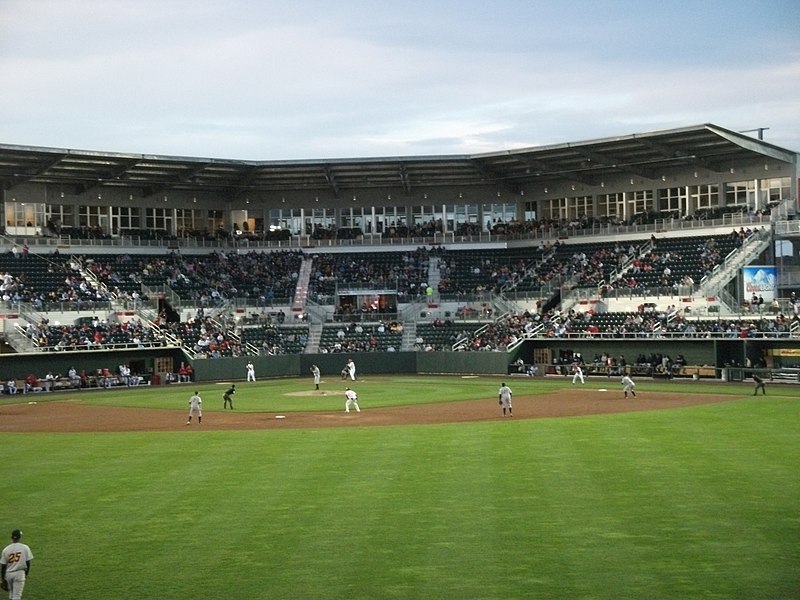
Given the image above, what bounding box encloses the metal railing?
[1,210,782,254]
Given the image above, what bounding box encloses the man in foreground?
[1,529,33,600]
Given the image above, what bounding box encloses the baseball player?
[245,361,256,382]
[187,391,202,425]
[752,374,766,396]
[344,387,360,413]
[498,382,513,417]
[572,364,585,384]
[345,358,356,381]
[311,364,321,390]
[1,529,33,600]
[621,374,637,398]
[223,384,236,409]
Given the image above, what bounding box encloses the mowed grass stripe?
[1,395,798,598]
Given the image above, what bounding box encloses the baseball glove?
[1,579,9,591]
[498,399,502,405]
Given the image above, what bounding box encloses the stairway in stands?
[304,320,323,353]
[700,228,772,309]
[291,255,314,315]
[426,255,441,299]
[401,319,417,351]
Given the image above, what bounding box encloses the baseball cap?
[11,529,21,540]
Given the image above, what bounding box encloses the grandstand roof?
[0,124,795,199]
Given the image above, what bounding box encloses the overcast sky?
[1,0,798,161]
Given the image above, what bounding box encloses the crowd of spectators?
[84,250,303,306]
[257,327,308,355]
[456,304,798,351]
[22,316,163,351]
[308,249,431,304]
[437,250,529,297]
[36,204,775,247]
[320,321,404,353]
[157,315,243,358]
[2,255,111,310]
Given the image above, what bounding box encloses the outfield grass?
[2,376,798,599]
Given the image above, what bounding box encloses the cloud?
[1,0,798,158]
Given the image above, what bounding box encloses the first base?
[275,415,286,419]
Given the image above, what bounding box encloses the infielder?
[1,529,33,600]
[311,364,321,390]
[498,382,513,417]
[223,384,236,409]
[246,361,256,382]
[621,374,636,398]
[572,364,585,384]
[187,391,202,424]
[344,387,360,413]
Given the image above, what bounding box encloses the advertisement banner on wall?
[742,265,777,303]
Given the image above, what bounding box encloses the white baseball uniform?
[621,375,636,397]
[344,388,360,412]
[498,383,513,416]
[188,393,202,423]
[311,365,321,389]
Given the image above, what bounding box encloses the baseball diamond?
[0,386,735,432]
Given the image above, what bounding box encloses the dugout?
[0,347,186,386]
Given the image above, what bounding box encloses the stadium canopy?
[0,124,795,199]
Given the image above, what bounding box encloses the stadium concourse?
[1,123,799,385]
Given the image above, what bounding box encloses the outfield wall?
[187,352,503,382]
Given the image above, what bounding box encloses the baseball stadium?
[1,124,799,598]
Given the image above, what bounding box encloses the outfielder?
[572,364,585,384]
[344,387,360,413]
[187,391,202,424]
[246,361,256,382]
[621,374,636,398]
[1,529,33,600]
[223,384,236,409]
[498,382,513,417]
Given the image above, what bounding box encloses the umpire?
[752,374,767,396]
[223,383,236,409]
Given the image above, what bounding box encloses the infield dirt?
[0,388,734,433]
